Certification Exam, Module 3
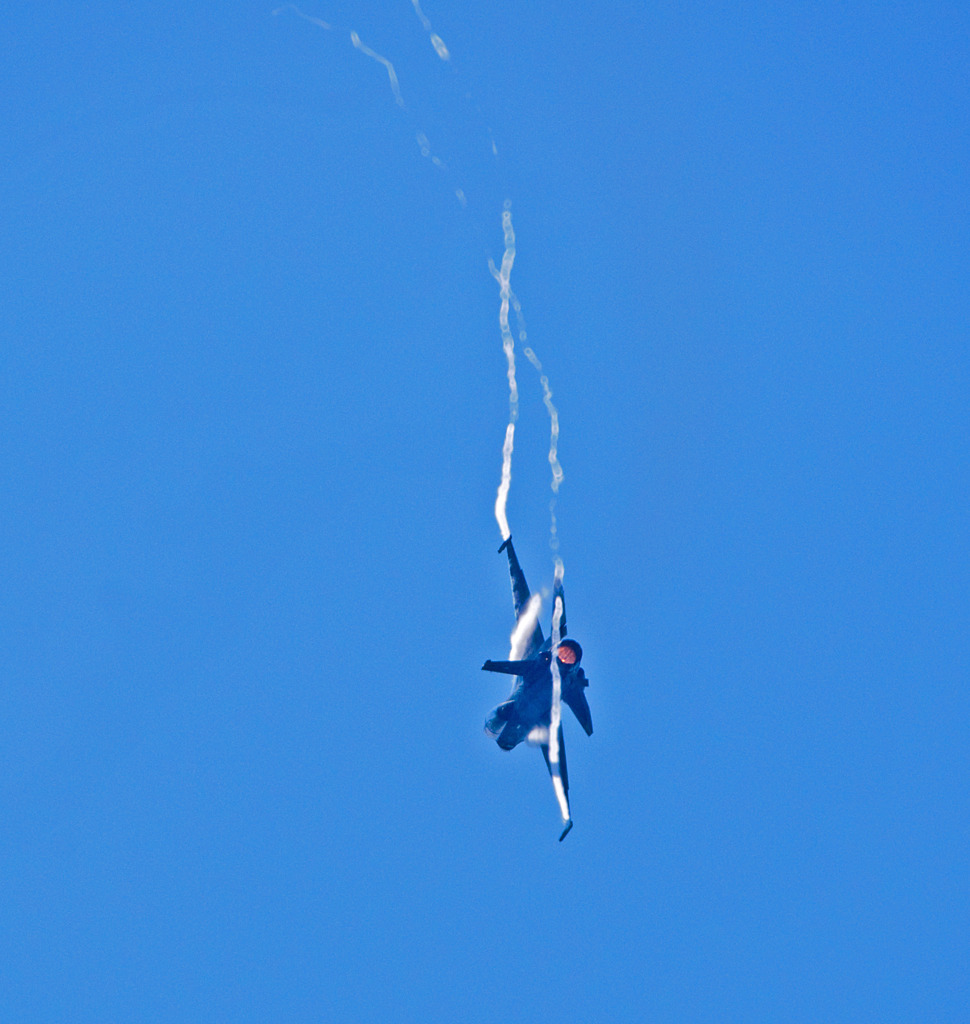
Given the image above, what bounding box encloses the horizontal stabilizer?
[497,719,526,750]
[482,659,537,676]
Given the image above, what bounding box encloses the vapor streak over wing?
[509,593,541,661]
[548,571,570,826]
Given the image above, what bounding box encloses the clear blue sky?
[2,2,967,1021]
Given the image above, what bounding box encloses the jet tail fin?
[484,700,515,739]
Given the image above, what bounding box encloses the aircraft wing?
[540,724,572,841]
[482,658,539,676]
[500,537,544,658]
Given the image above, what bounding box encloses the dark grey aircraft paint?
[483,537,592,840]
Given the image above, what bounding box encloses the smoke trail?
[410,0,451,60]
[494,423,515,541]
[272,4,331,31]
[416,132,446,168]
[278,6,473,205]
[350,31,405,108]
[488,202,518,541]
[509,287,564,553]
[548,561,569,824]
[273,9,404,108]
[521,349,562,492]
[275,5,479,207]
[507,284,569,824]
[522,345,564,554]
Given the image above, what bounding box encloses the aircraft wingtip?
[559,820,574,842]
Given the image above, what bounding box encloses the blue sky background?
[2,2,968,1021]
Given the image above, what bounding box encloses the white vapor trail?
[522,348,563,495]
[503,291,564,550]
[494,423,515,541]
[548,561,569,824]
[489,202,518,541]
[410,0,451,60]
[416,131,446,169]
[523,345,564,553]
[509,593,541,660]
[275,4,470,208]
[350,31,405,108]
[503,273,569,825]
[273,9,404,108]
[272,4,331,31]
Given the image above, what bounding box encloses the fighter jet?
[483,537,593,840]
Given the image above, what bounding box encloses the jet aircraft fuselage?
[482,537,592,839]
[483,641,591,750]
